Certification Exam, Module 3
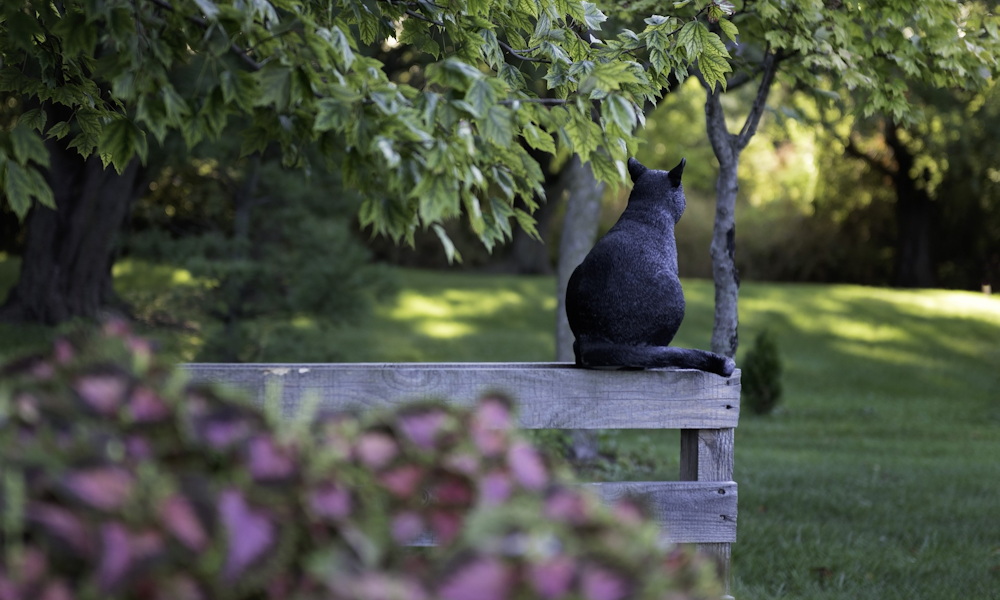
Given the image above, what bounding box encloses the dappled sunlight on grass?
[335,270,558,362]
[387,288,553,340]
[113,259,202,288]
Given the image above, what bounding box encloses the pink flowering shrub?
[0,321,721,600]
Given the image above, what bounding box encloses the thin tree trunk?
[0,137,142,324]
[555,156,605,362]
[704,89,741,359]
[701,49,778,359]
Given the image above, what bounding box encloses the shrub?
[0,321,722,600]
[742,328,784,415]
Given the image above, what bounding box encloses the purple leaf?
[438,557,512,600]
[379,465,424,498]
[355,432,399,469]
[128,386,170,423]
[61,467,134,511]
[529,555,576,599]
[431,474,473,506]
[19,546,48,584]
[611,498,645,525]
[53,338,75,364]
[73,373,129,415]
[543,489,590,524]
[156,575,206,600]
[397,409,448,450]
[390,511,425,544]
[429,509,463,545]
[158,494,208,552]
[26,503,91,555]
[507,441,548,491]
[218,489,276,581]
[198,417,252,450]
[124,435,153,460]
[247,435,296,481]
[97,522,132,591]
[479,470,513,506]
[102,318,131,338]
[444,452,479,475]
[38,580,74,600]
[580,566,629,600]
[308,483,352,521]
[349,573,429,600]
[474,396,513,429]
[470,399,512,457]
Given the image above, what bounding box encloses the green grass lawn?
[2,255,999,598]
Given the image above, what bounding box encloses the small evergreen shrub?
[742,328,783,415]
[0,321,722,599]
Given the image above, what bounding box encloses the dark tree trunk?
[0,137,143,324]
[885,124,936,288]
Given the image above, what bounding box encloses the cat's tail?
[575,341,736,377]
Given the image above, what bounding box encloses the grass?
[2,255,999,598]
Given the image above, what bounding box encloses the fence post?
[681,428,736,599]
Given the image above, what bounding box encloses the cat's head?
[626,157,686,223]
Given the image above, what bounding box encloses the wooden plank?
[587,481,738,544]
[409,481,737,547]
[681,428,737,596]
[680,429,735,482]
[184,363,741,429]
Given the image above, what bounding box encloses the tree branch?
[703,85,737,164]
[735,47,778,150]
[498,40,549,63]
[498,97,568,106]
[403,9,444,27]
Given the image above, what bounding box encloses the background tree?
[696,0,999,357]
[0,0,736,325]
[126,137,393,361]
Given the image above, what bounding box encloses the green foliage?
[0,321,723,599]
[733,0,999,122]
[740,328,783,416]
[126,145,393,362]
[0,0,737,253]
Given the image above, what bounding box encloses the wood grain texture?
[587,481,738,543]
[183,363,741,429]
[680,429,735,482]
[680,429,737,595]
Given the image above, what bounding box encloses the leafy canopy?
[730,0,999,122]
[0,0,738,255]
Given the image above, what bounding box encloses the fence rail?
[185,362,741,596]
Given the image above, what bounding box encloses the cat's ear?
[627,158,648,183]
[668,158,686,186]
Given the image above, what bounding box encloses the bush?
[0,321,722,600]
[742,329,783,415]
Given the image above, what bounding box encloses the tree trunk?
[885,123,936,288]
[700,49,778,359]
[555,156,605,362]
[554,156,605,463]
[0,138,143,325]
[704,91,740,359]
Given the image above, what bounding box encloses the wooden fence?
[185,362,741,597]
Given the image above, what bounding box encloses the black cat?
[565,157,735,377]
